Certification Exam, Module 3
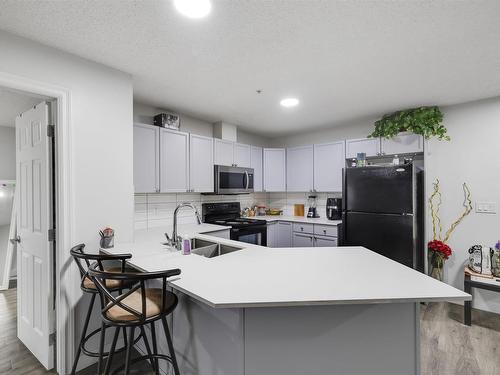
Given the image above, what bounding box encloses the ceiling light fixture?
[174,0,212,19]
[280,98,299,108]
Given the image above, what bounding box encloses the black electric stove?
[202,202,267,246]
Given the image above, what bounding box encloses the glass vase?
[428,251,444,281]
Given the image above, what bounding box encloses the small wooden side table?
[463,266,500,326]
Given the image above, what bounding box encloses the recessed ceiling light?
[174,0,212,19]
[280,98,299,108]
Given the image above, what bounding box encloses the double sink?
[189,238,243,258]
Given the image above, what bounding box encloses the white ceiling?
[1,1,500,136]
[0,88,42,127]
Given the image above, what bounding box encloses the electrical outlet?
[475,201,497,214]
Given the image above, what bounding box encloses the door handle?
[10,235,21,245]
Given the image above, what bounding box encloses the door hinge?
[49,332,56,345]
[48,229,56,241]
[47,124,55,138]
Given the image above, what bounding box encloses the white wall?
[268,116,376,147]
[0,30,134,371]
[133,102,270,147]
[426,97,500,314]
[0,126,15,180]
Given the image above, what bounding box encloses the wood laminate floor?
[1,288,499,374]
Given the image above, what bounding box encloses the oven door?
[231,225,267,246]
[214,165,254,194]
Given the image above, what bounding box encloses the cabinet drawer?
[314,235,338,247]
[293,223,314,234]
[314,224,338,237]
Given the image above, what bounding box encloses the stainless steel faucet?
[164,202,202,250]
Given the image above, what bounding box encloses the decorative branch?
[443,183,473,243]
[428,179,443,240]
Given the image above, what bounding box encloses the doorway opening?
[0,86,58,373]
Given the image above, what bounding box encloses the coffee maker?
[326,198,342,220]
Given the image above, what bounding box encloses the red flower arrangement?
[427,240,452,259]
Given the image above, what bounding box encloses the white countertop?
[108,225,470,309]
[247,215,342,226]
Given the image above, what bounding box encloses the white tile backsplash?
[134,191,339,229]
[267,192,341,217]
[135,192,269,229]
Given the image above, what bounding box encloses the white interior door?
[15,102,55,370]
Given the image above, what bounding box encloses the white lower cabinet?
[314,236,338,247]
[266,222,278,247]
[293,232,314,247]
[277,222,292,248]
[270,221,338,248]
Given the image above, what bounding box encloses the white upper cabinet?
[263,148,286,192]
[346,137,381,159]
[189,134,214,193]
[250,146,263,192]
[380,133,423,155]
[234,143,251,167]
[314,141,345,192]
[213,139,234,166]
[133,124,159,193]
[286,145,314,192]
[160,129,189,193]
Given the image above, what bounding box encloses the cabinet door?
[250,146,263,192]
[263,148,286,192]
[380,133,423,155]
[160,129,189,193]
[214,139,234,166]
[133,124,159,193]
[314,236,338,247]
[286,145,313,192]
[277,222,292,248]
[346,137,380,158]
[293,232,314,248]
[313,141,345,192]
[266,222,277,247]
[189,134,214,193]
[234,143,251,167]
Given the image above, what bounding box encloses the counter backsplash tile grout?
[134,191,342,230]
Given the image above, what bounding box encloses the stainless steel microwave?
[214,165,254,194]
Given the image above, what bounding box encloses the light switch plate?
[475,201,497,214]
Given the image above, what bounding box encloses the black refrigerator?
[340,163,424,272]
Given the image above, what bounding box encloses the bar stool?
[70,244,139,375]
[88,262,181,375]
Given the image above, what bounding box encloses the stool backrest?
[70,243,132,291]
[88,263,181,323]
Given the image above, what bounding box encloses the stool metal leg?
[162,317,180,375]
[139,326,156,371]
[104,327,120,375]
[71,293,96,375]
[150,322,160,375]
[124,326,135,375]
[97,322,107,375]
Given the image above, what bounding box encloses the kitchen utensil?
[307,195,320,218]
